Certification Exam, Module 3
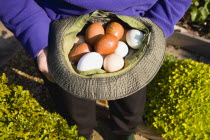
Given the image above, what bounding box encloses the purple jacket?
[0,0,191,58]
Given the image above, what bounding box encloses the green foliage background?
[0,73,85,140]
[1,55,210,140]
[189,0,210,22]
[144,56,210,140]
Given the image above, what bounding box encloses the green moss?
[144,58,210,140]
[0,73,85,140]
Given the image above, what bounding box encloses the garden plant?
[189,0,210,22]
[144,55,210,140]
[0,73,85,140]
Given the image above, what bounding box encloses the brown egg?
[94,34,118,55]
[106,22,124,40]
[85,23,105,46]
[119,29,128,42]
[69,43,92,64]
[103,53,124,72]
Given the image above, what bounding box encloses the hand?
[36,47,55,83]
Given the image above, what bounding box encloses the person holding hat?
[0,0,191,139]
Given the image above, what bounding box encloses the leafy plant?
[0,73,85,140]
[144,58,210,140]
[189,0,210,22]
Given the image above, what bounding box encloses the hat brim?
[48,11,166,100]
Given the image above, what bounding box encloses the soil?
[0,47,150,140]
[177,12,210,39]
[0,29,149,140]
[0,13,209,139]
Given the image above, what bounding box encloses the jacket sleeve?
[0,0,51,58]
[144,0,191,38]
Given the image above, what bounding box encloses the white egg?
[77,52,103,71]
[103,53,124,72]
[126,29,144,49]
[114,41,129,57]
[74,35,85,45]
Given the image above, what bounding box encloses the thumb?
[37,47,55,83]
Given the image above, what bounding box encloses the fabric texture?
[0,0,191,58]
[43,71,146,139]
[48,11,166,100]
[0,0,51,58]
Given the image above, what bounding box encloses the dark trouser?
[43,75,146,138]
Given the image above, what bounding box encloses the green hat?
[48,10,166,100]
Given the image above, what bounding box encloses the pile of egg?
[68,22,144,73]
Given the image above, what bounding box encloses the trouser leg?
[108,87,146,136]
[42,75,97,139]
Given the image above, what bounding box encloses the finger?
[47,75,55,83]
[42,71,55,83]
